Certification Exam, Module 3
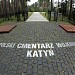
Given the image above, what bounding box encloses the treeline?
[0,0,29,22]
[60,0,75,24]
[38,0,75,24]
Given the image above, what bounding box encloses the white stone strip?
[26,12,49,22]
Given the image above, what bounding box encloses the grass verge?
[0,12,33,25]
[40,12,74,25]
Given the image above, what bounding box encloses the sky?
[27,0,61,6]
[27,0,38,5]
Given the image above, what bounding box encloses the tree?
[69,0,73,20]
[0,0,4,20]
[65,0,68,16]
[0,0,29,22]
[61,0,67,20]
[51,0,53,11]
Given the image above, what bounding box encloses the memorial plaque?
[59,24,75,32]
[0,24,17,33]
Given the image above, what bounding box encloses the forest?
[0,0,75,24]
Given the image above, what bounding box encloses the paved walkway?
[0,12,75,75]
[26,12,49,22]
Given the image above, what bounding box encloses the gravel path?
[0,12,75,75]
[26,12,49,22]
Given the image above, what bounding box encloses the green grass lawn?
[28,12,33,17]
[0,12,33,25]
[40,12,47,19]
[40,12,74,25]
[40,12,54,21]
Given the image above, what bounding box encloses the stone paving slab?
[0,21,75,75]
[59,24,75,33]
[0,24,17,33]
[26,12,49,22]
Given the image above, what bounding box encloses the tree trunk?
[5,0,7,20]
[61,0,64,21]
[69,0,72,20]
[65,0,67,16]
[51,0,53,11]
[16,0,21,21]
[11,0,14,15]
[8,0,11,19]
[2,0,5,21]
